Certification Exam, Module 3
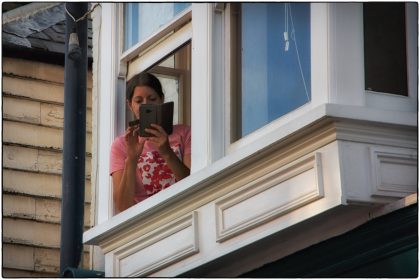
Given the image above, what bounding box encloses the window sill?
[83,103,416,246]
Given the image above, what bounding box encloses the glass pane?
[239,3,311,138]
[148,43,191,126]
[156,74,180,124]
[124,3,191,51]
[363,3,407,96]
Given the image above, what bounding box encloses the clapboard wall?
[2,57,93,277]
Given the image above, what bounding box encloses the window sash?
[232,3,312,140]
[225,3,329,153]
[121,6,192,64]
[123,3,191,52]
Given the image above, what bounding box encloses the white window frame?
[330,3,418,112]
[217,3,330,153]
[92,2,417,225]
[93,3,122,225]
[221,2,417,154]
[93,3,193,223]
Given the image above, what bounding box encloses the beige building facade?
[2,58,93,276]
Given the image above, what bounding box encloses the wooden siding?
[2,57,93,277]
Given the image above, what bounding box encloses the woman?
[110,72,191,213]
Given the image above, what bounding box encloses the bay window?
[93,1,417,218]
[87,3,417,276]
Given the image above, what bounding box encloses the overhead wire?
[65,3,101,23]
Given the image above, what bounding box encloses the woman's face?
[128,86,163,119]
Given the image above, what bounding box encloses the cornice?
[84,104,417,253]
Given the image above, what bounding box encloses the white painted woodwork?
[369,147,417,197]
[84,114,416,277]
[215,153,324,242]
[120,7,192,65]
[111,212,199,276]
[126,21,192,80]
[92,3,118,225]
[190,3,213,172]
[85,2,418,277]
[328,3,365,106]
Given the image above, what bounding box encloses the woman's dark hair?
[126,72,164,101]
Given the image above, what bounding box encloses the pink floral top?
[110,124,191,203]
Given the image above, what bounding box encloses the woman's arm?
[146,124,190,181]
[112,159,136,213]
[160,148,191,181]
[112,126,146,214]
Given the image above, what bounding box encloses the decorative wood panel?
[113,212,199,277]
[215,153,324,242]
[369,147,417,197]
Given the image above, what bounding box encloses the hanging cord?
[288,4,310,102]
[284,3,289,51]
[65,3,101,23]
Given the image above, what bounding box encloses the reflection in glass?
[148,43,191,126]
[240,3,311,137]
[156,75,180,124]
[124,3,191,51]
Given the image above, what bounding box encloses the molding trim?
[84,114,416,247]
[369,147,417,198]
[335,121,417,149]
[112,212,199,277]
[215,153,324,242]
[126,21,192,80]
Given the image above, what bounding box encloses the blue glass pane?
[124,3,191,51]
[241,3,311,137]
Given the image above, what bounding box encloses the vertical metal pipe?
[60,2,88,275]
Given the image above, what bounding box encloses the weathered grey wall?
[2,57,93,277]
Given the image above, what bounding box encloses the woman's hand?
[145,124,172,156]
[146,124,190,181]
[124,125,146,161]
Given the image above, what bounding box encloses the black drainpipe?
[60,2,88,275]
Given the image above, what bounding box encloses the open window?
[122,3,192,127]
[125,43,191,127]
